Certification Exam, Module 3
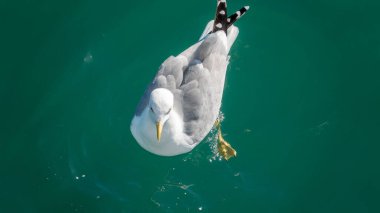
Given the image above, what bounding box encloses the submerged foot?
[215,119,237,160]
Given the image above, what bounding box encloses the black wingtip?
[226,5,250,29]
[213,0,228,33]
[212,1,250,34]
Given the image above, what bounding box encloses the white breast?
[130,107,196,156]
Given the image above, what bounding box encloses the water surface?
[1,0,380,212]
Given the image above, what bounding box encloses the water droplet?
[83,52,93,63]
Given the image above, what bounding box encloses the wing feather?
[135,32,229,143]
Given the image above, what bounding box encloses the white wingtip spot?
[244,6,250,10]
[227,18,231,22]
[218,0,226,5]
[236,11,241,17]
[216,23,222,28]
[219,10,225,15]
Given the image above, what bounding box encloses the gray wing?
[180,33,229,143]
[134,55,187,116]
[135,33,228,144]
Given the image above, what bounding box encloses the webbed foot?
[215,119,237,160]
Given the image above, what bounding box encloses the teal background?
[1,0,380,212]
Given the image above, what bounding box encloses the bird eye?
[150,107,154,113]
[166,108,172,115]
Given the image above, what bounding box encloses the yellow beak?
[156,122,163,142]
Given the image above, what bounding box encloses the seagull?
[131,0,249,159]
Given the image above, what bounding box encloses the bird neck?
[131,107,195,156]
[139,108,184,146]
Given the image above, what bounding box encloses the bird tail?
[212,0,250,34]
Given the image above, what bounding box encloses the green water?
[1,0,380,212]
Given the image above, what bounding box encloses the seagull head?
[149,88,174,142]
